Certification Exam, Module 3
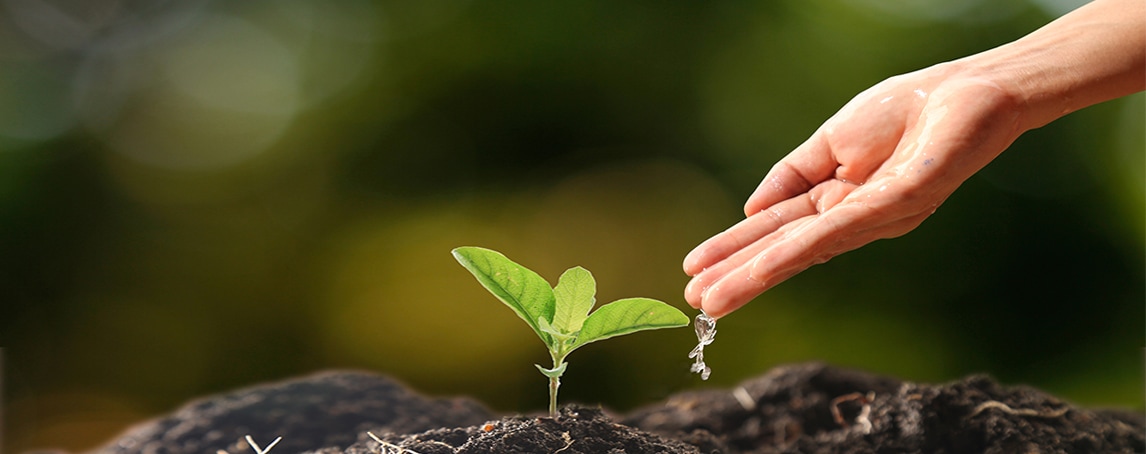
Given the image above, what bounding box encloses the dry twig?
[552,431,575,453]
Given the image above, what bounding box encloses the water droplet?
[689,310,717,380]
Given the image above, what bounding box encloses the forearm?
[956,0,1145,132]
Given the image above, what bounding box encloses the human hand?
[683,65,1027,318]
[682,0,1142,319]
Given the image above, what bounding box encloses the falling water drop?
[689,310,717,380]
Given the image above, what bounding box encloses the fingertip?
[684,275,708,307]
[700,303,728,319]
[683,238,724,276]
[743,176,777,217]
[700,272,770,319]
[682,249,703,276]
[743,164,798,217]
[699,292,738,320]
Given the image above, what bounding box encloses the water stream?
[689,310,716,380]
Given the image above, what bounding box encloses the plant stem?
[548,373,560,417]
[543,352,567,417]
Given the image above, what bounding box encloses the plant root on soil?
[968,400,1069,419]
[830,391,874,434]
[552,432,574,453]
[368,432,423,454]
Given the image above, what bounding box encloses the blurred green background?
[2,0,1142,451]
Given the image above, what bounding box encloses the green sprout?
[452,246,690,416]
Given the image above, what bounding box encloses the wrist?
[950,0,1144,133]
[943,47,1057,135]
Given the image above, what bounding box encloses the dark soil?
[91,371,492,454]
[89,363,1144,454]
[625,363,1144,453]
[315,407,698,454]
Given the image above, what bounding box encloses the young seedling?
[452,246,689,416]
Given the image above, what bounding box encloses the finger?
[697,213,869,318]
[695,199,930,317]
[747,213,861,284]
[744,132,837,216]
[747,199,929,283]
[697,262,771,318]
[684,249,737,305]
[685,250,748,309]
[685,211,816,307]
[683,275,707,309]
[685,179,857,304]
[696,217,844,318]
[698,260,800,318]
[686,258,760,314]
[683,194,818,276]
[806,179,860,213]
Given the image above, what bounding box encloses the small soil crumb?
[626,362,1145,454]
[314,406,700,454]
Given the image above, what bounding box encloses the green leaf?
[570,298,689,351]
[452,247,556,345]
[538,316,576,345]
[551,266,596,335]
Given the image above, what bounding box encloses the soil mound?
[626,362,1144,453]
[91,371,492,454]
[317,407,699,454]
[88,363,1144,454]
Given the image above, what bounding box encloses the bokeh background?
[2,0,1142,451]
